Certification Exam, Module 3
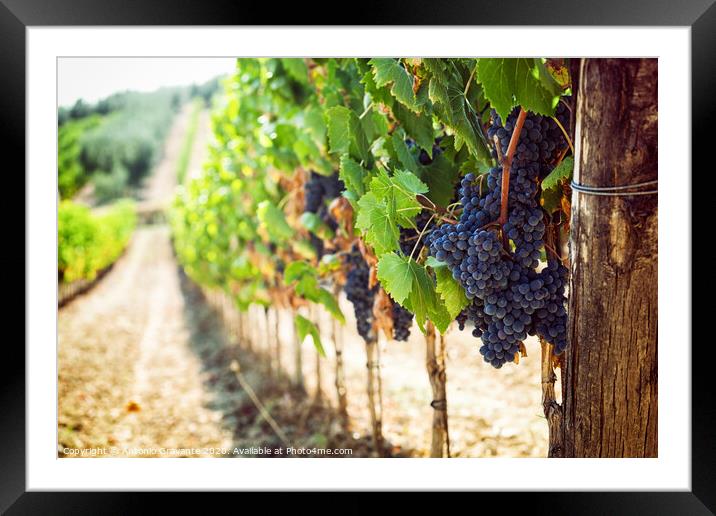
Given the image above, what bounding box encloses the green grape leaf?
[401,261,438,334]
[376,253,413,305]
[295,315,326,357]
[293,239,318,261]
[392,169,428,227]
[420,155,461,208]
[391,132,420,175]
[300,212,335,240]
[354,192,400,255]
[339,155,368,198]
[476,58,563,122]
[540,183,563,214]
[257,200,293,242]
[393,103,435,156]
[283,260,315,284]
[541,156,574,190]
[425,256,445,268]
[304,106,327,145]
[427,297,453,335]
[325,105,352,156]
[281,58,309,84]
[368,169,394,201]
[315,288,346,324]
[427,74,491,164]
[434,265,470,320]
[325,105,371,165]
[369,58,420,112]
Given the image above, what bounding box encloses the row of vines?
[170,57,584,457]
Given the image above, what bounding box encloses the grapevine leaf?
[392,169,429,227]
[393,103,435,156]
[420,155,461,208]
[354,192,399,255]
[376,253,413,305]
[428,73,491,164]
[391,132,420,175]
[540,184,563,214]
[281,58,309,84]
[401,261,437,334]
[369,58,420,112]
[475,58,515,122]
[368,169,394,201]
[293,239,317,260]
[295,315,326,357]
[476,58,562,121]
[339,155,368,198]
[300,212,335,240]
[515,59,562,116]
[283,260,315,284]
[434,265,470,320]
[325,106,352,156]
[315,288,346,324]
[541,156,574,190]
[256,200,293,242]
[428,298,453,335]
[304,106,327,145]
[425,256,445,269]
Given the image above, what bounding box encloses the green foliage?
[476,58,563,121]
[170,57,572,338]
[58,115,102,199]
[295,315,326,357]
[541,156,574,190]
[58,199,136,283]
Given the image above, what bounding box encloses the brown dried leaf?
[373,289,395,340]
[519,341,528,358]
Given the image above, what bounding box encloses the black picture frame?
[3,1,707,512]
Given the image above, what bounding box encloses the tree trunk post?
[559,58,658,457]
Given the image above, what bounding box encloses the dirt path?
[186,109,212,184]
[140,104,192,208]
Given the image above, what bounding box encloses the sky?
[57,57,237,107]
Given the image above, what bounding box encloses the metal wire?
[571,180,658,196]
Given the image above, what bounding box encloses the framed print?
[4,0,709,512]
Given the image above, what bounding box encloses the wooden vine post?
[553,58,658,457]
[364,330,384,456]
[332,309,349,430]
[310,305,323,403]
[291,306,305,391]
[425,321,450,457]
[274,307,282,378]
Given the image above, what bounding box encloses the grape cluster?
[344,245,377,341]
[392,303,413,341]
[304,171,344,257]
[426,106,571,368]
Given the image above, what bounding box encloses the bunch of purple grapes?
[427,105,570,368]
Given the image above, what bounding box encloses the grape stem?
[498,108,527,228]
[409,213,436,262]
[551,115,574,155]
[359,102,374,120]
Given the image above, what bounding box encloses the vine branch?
[498,108,528,229]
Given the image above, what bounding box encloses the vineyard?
[58,57,658,459]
